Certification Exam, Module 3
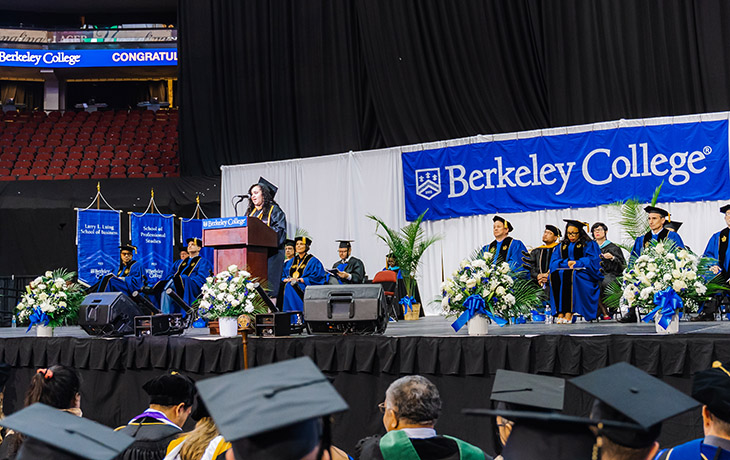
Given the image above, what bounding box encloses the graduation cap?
[490,369,565,412]
[664,221,683,232]
[493,216,514,232]
[692,361,730,423]
[256,177,278,199]
[284,239,296,248]
[119,244,137,254]
[570,362,700,448]
[196,357,348,460]
[644,206,669,217]
[721,204,730,214]
[545,225,561,237]
[296,236,313,246]
[142,371,197,407]
[186,237,203,248]
[0,403,134,460]
[563,219,588,231]
[178,244,189,253]
[336,240,353,249]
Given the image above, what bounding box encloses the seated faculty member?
[591,223,626,320]
[89,244,145,297]
[281,236,327,313]
[116,371,197,460]
[481,216,527,273]
[355,375,491,460]
[524,224,561,288]
[149,237,213,315]
[698,204,730,321]
[549,220,603,323]
[328,240,365,284]
[654,361,730,459]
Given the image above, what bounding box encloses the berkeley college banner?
[403,120,730,221]
[130,213,174,285]
[76,209,121,285]
[181,218,215,269]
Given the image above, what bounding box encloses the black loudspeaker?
[79,292,143,337]
[303,285,387,335]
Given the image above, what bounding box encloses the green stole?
[378,430,484,460]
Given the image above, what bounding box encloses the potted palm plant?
[367,211,441,320]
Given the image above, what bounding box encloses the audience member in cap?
[699,204,730,322]
[0,364,82,459]
[570,362,699,460]
[328,240,365,285]
[89,244,145,297]
[523,225,561,288]
[480,216,528,274]
[246,177,287,297]
[654,361,730,459]
[196,357,350,460]
[164,397,230,460]
[591,223,626,320]
[355,375,491,460]
[622,206,685,323]
[147,237,213,315]
[116,371,197,460]
[281,236,327,314]
[549,220,603,323]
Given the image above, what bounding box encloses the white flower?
[503,294,516,305]
[655,245,665,255]
[647,263,658,272]
[226,294,235,302]
[459,274,469,283]
[496,286,506,296]
[499,264,510,274]
[646,271,656,279]
[695,282,707,295]
[38,284,47,290]
[218,282,228,291]
[231,298,241,307]
[58,301,67,308]
[38,293,48,301]
[454,293,463,302]
[441,296,449,307]
[228,285,237,293]
[472,259,486,269]
[227,264,238,272]
[240,270,251,278]
[45,271,52,277]
[686,271,697,281]
[672,280,687,292]
[465,278,477,289]
[244,303,254,313]
[216,293,225,301]
[640,287,653,300]
[200,300,211,309]
[662,273,672,282]
[206,277,213,283]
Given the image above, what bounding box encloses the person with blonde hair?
[165,398,229,460]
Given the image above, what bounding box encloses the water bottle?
[11,315,16,328]
[544,305,553,324]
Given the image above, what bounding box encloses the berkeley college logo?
[415,168,441,200]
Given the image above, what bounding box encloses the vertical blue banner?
[181,218,215,269]
[130,213,174,285]
[76,209,121,285]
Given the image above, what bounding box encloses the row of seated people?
[3,355,730,460]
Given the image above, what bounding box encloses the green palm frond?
[650,181,663,206]
[608,182,663,252]
[294,227,310,238]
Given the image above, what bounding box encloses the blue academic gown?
[156,256,213,314]
[480,238,528,274]
[94,260,145,298]
[281,253,327,312]
[704,229,730,275]
[654,438,730,460]
[630,229,685,262]
[549,240,603,320]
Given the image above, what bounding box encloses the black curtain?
[179,0,730,176]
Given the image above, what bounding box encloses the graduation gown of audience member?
[480,237,528,273]
[549,238,603,320]
[355,432,490,460]
[704,227,730,281]
[630,228,684,262]
[281,251,327,312]
[153,255,213,312]
[93,259,145,297]
[116,415,182,460]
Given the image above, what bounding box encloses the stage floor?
[2,315,729,338]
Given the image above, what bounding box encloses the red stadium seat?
[0,175,15,181]
[47,167,63,176]
[160,165,177,174]
[110,166,126,175]
[91,173,108,179]
[143,165,159,174]
[0,153,16,162]
[147,172,163,178]
[66,159,80,167]
[49,159,65,168]
[36,175,54,180]
[32,160,49,169]
[14,160,31,169]
[99,151,114,160]
[0,160,11,169]
[0,167,10,176]
[17,175,35,181]
[11,168,28,176]
[62,166,78,175]
[29,167,46,176]
[53,174,71,180]
[72,174,90,179]
[80,159,95,168]
[77,166,93,175]
[128,172,145,178]
[110,158,126,167]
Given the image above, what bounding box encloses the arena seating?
[0,109,179,181]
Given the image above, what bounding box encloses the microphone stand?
[232,196,246,217]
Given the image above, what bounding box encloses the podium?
[202,217,278,281]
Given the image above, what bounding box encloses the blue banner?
[76,209,121,285]
[181,218,215,270]
[0,48,176,68]
[130,213,175,285]
[403,120,730,221]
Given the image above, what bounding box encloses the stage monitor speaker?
[79,292,143,337]
[303,285,387,335]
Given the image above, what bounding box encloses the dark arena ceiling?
[0,0,177,27]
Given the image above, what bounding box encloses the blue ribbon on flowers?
[451,294,508,332]
[27,307,50,332]
[400,296,415,313]
[641,288,684,329]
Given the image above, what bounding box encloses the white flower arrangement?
[439,250,540,323]
[196,265,268,320]
[16,269,85,329]
[612,240,720,314]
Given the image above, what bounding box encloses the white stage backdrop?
[222,112,730,315]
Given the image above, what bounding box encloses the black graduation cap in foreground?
[644,205,670,217]
[570,362,700,448]
[196,357,348,460]
[692,361,730,423]
[490,369,565,412]
[0,403,134,460]
[257,176,278,199]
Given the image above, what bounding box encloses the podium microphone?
[232,194,249,216]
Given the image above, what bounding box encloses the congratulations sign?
[403,120,729,221]
[0,48,177,68]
